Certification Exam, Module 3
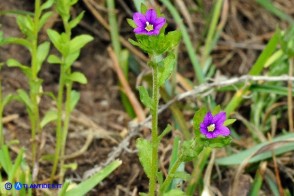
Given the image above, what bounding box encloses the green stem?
[0,79,3,148]
[30,0,41,176]
[50,68,65,182]
[59,81,72,183]
[149,65,159,196]
[159,156,182,194]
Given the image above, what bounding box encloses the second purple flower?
[133,9,166,36]
[200,112,231,139]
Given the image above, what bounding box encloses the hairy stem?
[149,65,159,196]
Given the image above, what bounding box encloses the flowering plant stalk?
[128,5,234,195]
[0,0,54,181]
[47,0,93,183]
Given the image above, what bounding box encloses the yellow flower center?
[207,124,215,132]
[145,22,154,32]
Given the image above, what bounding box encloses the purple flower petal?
[199,111,231,139]
[134,27,147,34]
[213,112,226,125]
[154,17,166,26]
[133,12,146,27]
[203,112,213,126]
[146,9,157,23]
[217,126,230,136]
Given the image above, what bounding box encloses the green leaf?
[1,37,32,51]
[136,138,152,179]
[16,15,33,38]
[216,133,294,165]
[70,0,79,6]
[39,11,53,31]
[193,107,208,137]
[181,139,198,162]
[140,3,147,14]
[16,89,33,111]
[165,30,181,50]
[41,110,57,128]
[212,105,221,115]
[7,58,23,67]
[69,90,80,112]
[137,86,153,110]
[69,11,84,29]
[173,171,190,181]
[0,145,13,174]
[127,18,136,28]
[47,29,62,52]
[36,41,50,73]
[69,34,93,53]
[41,0,54,10]
[2,94,14,108]
[64,160,121,196]
[48,54,61,64]
[158,53,176,86]
[223,119,236,126]
[163,189,186,196]
[159,124,172,141]
[8,148,24,182]
[68,72,87,84]
[7,59,31,77]
[202,136,232,148]
[128,38,140,47]
[64,51,80,69]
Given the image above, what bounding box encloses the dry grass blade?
[108,47,145,122]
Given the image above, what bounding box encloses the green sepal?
[127,18,136,28]
[136,138,152,179]
[201,136,232,148]
[180,139,203,162]
[132,30,181,55]
[137,86,153,110]
[223,119,236,126]
[158,53,176,86]
[140,3,147,14]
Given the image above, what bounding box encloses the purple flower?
[200,112,230,139]
[133,9,166,35]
